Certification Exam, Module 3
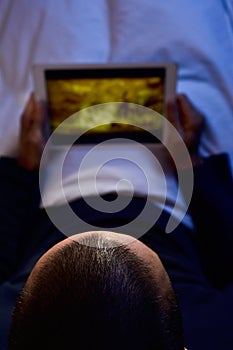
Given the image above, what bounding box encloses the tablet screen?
[33,63,177,144]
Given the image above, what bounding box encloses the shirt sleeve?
[0,157,40,283]
[141,154,233,349]
[186,153,233,288]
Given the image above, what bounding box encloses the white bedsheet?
[1,0,233,230]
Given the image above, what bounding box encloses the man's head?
[8,231,184,350]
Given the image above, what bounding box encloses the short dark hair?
[8,233,184,350]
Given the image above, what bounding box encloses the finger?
[166,98,183,134]
[21,93,36,130]
[177,94,204,129]
[29,99,45,129]
[21,94,45,137]
[177,94,206,152]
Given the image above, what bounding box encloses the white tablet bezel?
[33,62,177,145]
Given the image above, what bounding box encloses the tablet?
[33,62,177,144]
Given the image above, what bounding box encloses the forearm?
[188,153,233,288]
[0,157,40,282]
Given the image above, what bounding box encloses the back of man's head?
[8,232,184,350]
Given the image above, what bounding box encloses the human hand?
[166,93,205,168]
[18,93,45,170]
